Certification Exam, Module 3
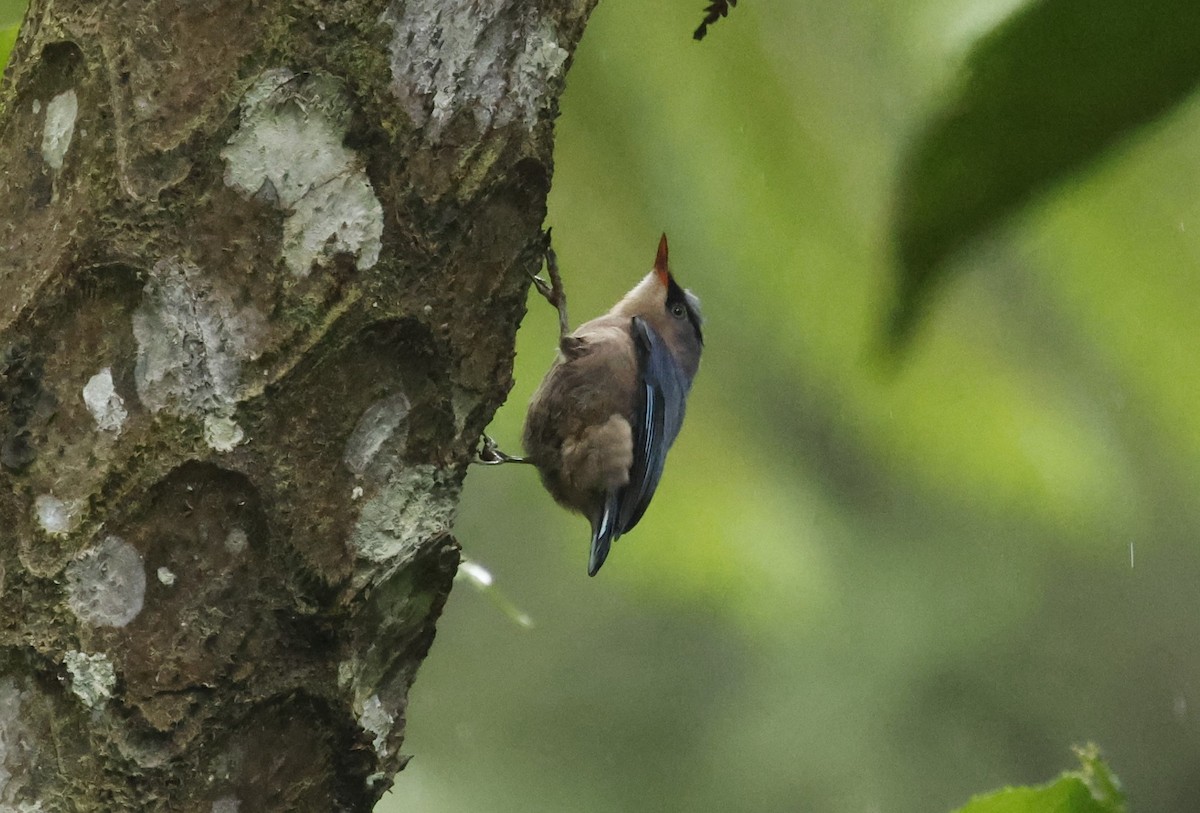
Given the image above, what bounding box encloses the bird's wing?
[589,490,621,577]
[615,317,688,535]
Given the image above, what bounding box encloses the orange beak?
[654,233,670,287]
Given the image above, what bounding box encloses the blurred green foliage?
[953,747,1125,813]
[891,0,1200,345]
[0,25,16,73]
[0,0,23,78]
[386,0,1200,812]
[1,0,1196,810]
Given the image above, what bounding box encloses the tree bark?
[0,0,594,809]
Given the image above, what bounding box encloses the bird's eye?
[670,303,686,319]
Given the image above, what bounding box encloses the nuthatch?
[479,234,704,576]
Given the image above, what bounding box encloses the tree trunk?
[0,0,594,809]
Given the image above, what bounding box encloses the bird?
[478,233,704,576]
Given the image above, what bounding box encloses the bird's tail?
[588,492,621,577]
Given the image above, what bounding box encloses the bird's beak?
[654,233,670,287]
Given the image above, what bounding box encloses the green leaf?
[0,23,17,74]
[952,746,1125,813]
[889,0,1200,348]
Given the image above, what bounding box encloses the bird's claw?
[475,434,525,465]
[528,272,556,303]
[531,229,570,338]
[475,434,503,464]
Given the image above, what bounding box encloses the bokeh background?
[4,0,1197,810]
[383,1,1200,812]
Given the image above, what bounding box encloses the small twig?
[694,0,738,41]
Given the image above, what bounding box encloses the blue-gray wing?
[615,317,690,534]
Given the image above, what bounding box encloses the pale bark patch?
[132,257,265,418]
[350,464,458,566]
[41,89,77,170]
[221,69,384,277]
[382,0,568,138]
[65,535,147,628]
[82,367,128,434]
[63,651,117,708]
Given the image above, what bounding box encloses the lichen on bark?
[0,0,597,809]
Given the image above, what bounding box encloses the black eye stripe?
[665,277,704,344]
[666,276,688,306]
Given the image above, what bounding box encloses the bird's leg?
[474,434,532,466]
[529,230,570,341]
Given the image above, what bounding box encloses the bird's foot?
[528,271,557,304]
[474,434,529,465]
[528,229,570,339]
